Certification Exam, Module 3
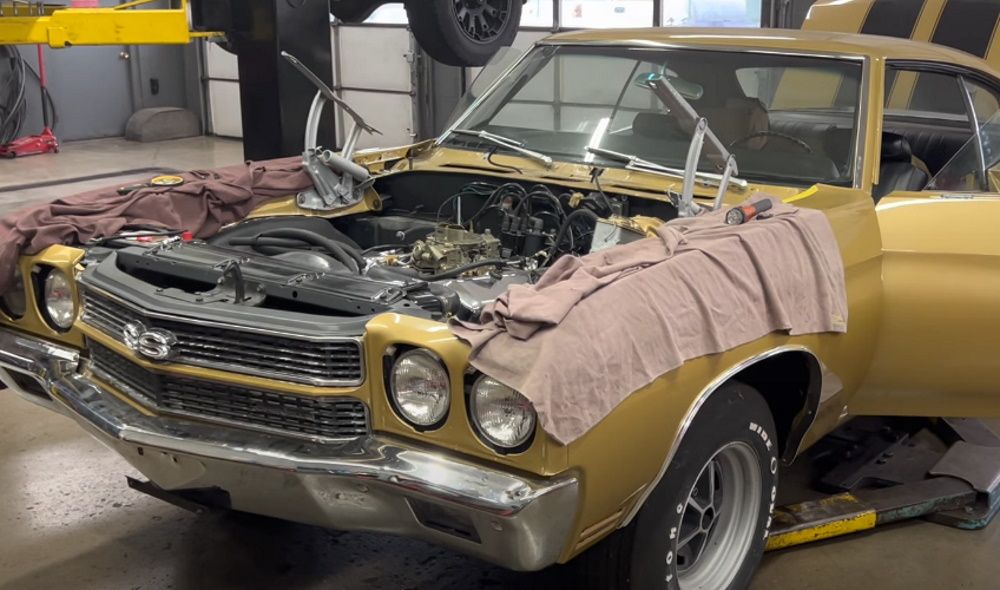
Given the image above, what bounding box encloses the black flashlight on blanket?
[725,199,774,225]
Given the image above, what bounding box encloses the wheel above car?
[405,0,522,66]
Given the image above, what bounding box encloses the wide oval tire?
[405,0,522,67]
[573,382,779,590]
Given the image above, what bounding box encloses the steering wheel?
[729,130,814,154]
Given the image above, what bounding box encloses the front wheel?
[405,0,522,66]
[575,382,778,590]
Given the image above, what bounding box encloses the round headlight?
[43,268,76,330]
[470,375,536,450]
[389,349,451,428]
[1,268,26,318]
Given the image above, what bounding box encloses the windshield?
[444,45,863,187]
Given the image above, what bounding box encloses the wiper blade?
[449,128,553,168]
[585,146,747,191]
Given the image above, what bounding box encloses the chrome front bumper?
[0,327,79,413]
[0,327,579,571]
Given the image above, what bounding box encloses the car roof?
[541,27,1000,77]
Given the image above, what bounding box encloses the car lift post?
[193,0,338,160]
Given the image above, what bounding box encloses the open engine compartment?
[84,171,678,324]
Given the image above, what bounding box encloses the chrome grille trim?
[89,341,370,443]
[81,287,365,387]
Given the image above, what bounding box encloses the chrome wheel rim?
[452,0,510,43]
[675,442,762,589]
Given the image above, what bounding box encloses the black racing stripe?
[836,1,926,107]
[908,1,1000,117]
[860,0,925,38]
[930,0,1000,58]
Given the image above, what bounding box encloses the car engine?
[410,225,502,275]
[81,177,676,323]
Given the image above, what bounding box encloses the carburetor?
[411,225,501,275]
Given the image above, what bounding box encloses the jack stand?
[767,417,1000,551]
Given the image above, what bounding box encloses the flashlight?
[726,199,774,225]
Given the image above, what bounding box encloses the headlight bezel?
[386,347,452,431]
[468,374,537,454]
[37,266,77,332]
[0,266,27,320]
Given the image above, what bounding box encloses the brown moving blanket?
[0,157,312,295]
[451,200,848,445]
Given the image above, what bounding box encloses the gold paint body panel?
[6,24,1000,562]
[0,245,85,348]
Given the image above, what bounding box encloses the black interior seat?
[883,122,971,174]
[875,132,929,201]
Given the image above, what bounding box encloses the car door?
[853,63,1000,418]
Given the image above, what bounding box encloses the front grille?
[81,289,364,386]
[89,341,370,441]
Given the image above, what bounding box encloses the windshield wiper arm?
[586,146,683,178]
[585,146,748,191]
[449,128,553,168]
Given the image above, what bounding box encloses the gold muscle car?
[4,24,1000,590]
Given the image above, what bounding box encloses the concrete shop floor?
[2,137,1000,589]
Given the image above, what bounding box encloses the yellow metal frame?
[0,0,220,47]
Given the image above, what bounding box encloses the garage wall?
[0,0,200,142]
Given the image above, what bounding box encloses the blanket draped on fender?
[0,157,313,295]
[450,200,848,445]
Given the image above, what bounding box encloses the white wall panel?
[205,42,239,81]
[208,80,243,138]
[338,26,413,92]
[339,90,414,149]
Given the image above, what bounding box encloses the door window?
[881,66,1000,194]
[926,78,1000,192]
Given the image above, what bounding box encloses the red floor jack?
[0,45,59,159]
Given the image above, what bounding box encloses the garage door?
[334,19,417,150]
[204,42,242,138]
[202,15,418,149]
[203,2,763,142]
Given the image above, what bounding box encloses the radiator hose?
[231,228,366,274]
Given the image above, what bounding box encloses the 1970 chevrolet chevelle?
[3,26,1000,590]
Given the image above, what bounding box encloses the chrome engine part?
[410,225,502,275]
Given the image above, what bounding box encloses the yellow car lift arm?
[0,0,220,48]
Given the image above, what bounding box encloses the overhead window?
[522,0,556,27]
[680,0,762,27]
[362,5,408,25]
[559,0,655,28]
